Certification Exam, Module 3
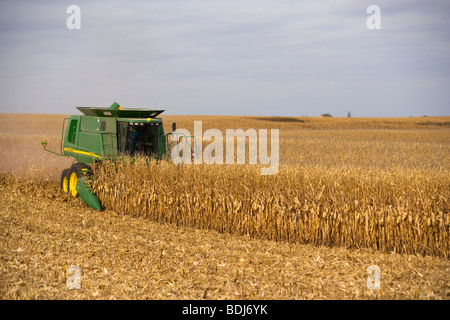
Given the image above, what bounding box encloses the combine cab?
[42,102,174,210]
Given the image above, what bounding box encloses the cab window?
[68,119,77,143]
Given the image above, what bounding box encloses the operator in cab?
[129,126,144,156]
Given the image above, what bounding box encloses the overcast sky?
[0,0,449,116]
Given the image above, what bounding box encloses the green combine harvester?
[42,102,183,211]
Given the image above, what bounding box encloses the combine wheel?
[68,163,89,198]
[60,169,70,194]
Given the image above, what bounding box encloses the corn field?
[92,158,449,258]
[1,114,449,299]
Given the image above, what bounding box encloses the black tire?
[60,168,70,194]
[68,163,89,198]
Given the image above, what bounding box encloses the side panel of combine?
[63,115,82,162]
[77,117,117,163]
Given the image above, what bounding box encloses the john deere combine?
[42,102,173,210]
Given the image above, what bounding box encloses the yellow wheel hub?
[69,172,78,197]
[63,176,69,194]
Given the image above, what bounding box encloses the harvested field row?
[1,174,449,300]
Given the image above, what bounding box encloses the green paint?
[43,102,173,212]
[77,178,101,211]
[59,104,167,164]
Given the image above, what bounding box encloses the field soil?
[1,175,448,300]
[0,114,449,299]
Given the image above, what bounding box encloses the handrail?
[61,118,69,154]
[41,117,69,157]
[42,144,68,157]
[165,132,198,155]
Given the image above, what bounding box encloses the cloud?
[0,0,449,116]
